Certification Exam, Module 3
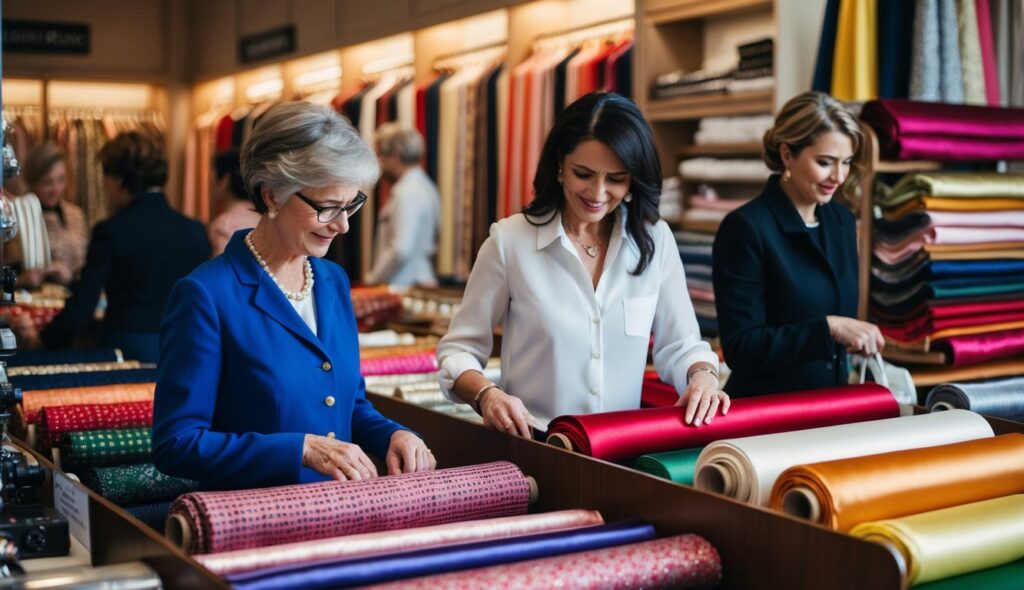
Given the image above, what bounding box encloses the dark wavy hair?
[98,132,168,197]
[524,92,661,275]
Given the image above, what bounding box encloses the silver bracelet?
[687,365,719,384]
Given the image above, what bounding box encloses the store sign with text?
[239,25,296,64]
[3,20,90,54]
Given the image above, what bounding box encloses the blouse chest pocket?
[623,295,658,337]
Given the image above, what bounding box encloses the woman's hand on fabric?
[676,372,730,426]
[302,434,378,481]
[386,430,436,475]
[480,388,535,439]
[827,316,885,355]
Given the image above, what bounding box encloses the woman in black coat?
[712,92,883,397]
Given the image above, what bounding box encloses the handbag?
[852,352,917,407]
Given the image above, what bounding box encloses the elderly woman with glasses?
[153,102,435,490]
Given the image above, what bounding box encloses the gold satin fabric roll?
[196,509,605,576]
[851,495,1024,586]
[21,383,156,424]
[772,434,1024,531]
[359,342,437,360]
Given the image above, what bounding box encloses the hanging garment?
[878,0,916,98]
[10,193,51,270]
[813,0,843,92]
[975,0,1002,105]
[957,0,988,104]
[831,0,877,101]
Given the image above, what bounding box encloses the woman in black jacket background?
[713,92,884,397]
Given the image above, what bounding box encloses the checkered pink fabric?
[371,534,722,590]
[172,461,531,554]
[37,401,154,449]
[360,353,438,376]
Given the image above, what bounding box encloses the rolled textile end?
[166,513,192,552]
[547,433,574,451]
[780,486,822,523]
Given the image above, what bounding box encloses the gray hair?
[241,101,380,213]
[375,123,424,165]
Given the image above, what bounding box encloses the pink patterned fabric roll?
[368,534,722,590]
[37,401,154,449]
[171,462,531,554]
[361,352,439,376]
[196,510,604,576]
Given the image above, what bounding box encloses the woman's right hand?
[827,315,885,355]
[479,388,535,439]
[302,434,378,481]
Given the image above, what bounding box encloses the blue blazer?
[153,231,408,489]
[712,175,859,397]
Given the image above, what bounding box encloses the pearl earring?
[268,209,278,219]
[623,192,633,203]
[557,168,563,184]
[783,168,792,182]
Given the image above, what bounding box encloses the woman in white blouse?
[437,92,730,438]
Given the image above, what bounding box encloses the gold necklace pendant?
[582,244,599,258]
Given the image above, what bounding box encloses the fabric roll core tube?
[165,475,542,552]
[547,433,573,450]
[930,401,955,411]
[781,487,823,523]
[694,460,736,497]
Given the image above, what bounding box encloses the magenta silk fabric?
[361,353,439,376]
[880,310,1024,342]
[171,462,532,554]
[940,328,1024,366]
[860,99,1024,161]
[369,534,722,590]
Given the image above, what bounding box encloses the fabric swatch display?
[197,510,603,577]
[37,400,153,449]
[770,434,1024,531]
[634,448,704,485]
[226,520,656,590]
[546,384,899,463]
[371,534,722,590]
[360,352,439,377]
[851,495,1024,586]
[60,427,153,469]
[80,462,197,505]
[926,376,1024,419]
[20,382,155,425]
[170,462,533,555]
[10,194,51,270]
[693,409,993,507]
[861,99,1024,161]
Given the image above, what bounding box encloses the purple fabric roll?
[861,99,1024,161]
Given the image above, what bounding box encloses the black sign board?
[239,25,296,64]
[3,20,90,55]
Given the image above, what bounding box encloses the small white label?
[53,472,90,551]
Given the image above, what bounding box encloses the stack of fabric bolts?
[10,358,195,530]
[868,171,1024,384]
[166,462,722,590]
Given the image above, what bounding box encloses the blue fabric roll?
[4,348,121,368]
[226,520,656,590]
[931,260,1024,278]
[12,368,157,392]
[123,501,171,532]
[812,0,842,92]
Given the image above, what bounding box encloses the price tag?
[53,472,90,551]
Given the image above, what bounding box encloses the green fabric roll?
[915,560,1024,589]
[61,428,152,469]
[81,462,197,505]
[932,282,1024,299]
[634,448,704,485]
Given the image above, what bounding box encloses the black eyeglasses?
[294,191,368,223]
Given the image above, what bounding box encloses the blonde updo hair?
[762,92,864,201]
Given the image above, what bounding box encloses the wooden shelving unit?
[645,0,772,24]
[646,89,774,121]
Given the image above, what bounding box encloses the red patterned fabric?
[171,462,532,554]
[371,534,722,590]
[21,383,155,425]
[361,352,438,376]
[37,401,153,449]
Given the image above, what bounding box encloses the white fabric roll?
[694,409,993,506]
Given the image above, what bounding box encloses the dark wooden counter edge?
[10,436,229,590]
[369,393,906,590]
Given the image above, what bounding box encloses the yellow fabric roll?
[831,0,877,101]
[879,173,1024,208]
[851,495,1024,586]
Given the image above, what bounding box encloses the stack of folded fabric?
[350,286,405,330]
[676,228,718,337]
[693,114,774,146]
[861,99,1024,162]
[651,38,774,99]
[870,172,1024,383]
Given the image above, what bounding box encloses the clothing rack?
[362,55,415,77]
[433,42,508,72]
[532,16,634,52]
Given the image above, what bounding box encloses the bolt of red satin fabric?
[548,384,899,463]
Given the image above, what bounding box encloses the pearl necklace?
[245,231,314,301]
